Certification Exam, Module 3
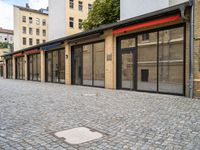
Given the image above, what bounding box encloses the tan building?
[13,5,48,51]
[48,0,95,40]
[2,1,200,98]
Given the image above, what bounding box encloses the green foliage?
[83,0,120,30]
[0,42,13,50]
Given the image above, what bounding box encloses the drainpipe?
[180,0,194,98]
[189,0,194,98]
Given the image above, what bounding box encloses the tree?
[83,0,120,30]
[0,42,13,51]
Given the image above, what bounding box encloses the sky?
[0,0,48,30]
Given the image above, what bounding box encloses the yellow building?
[48,0,95,40]
[13,5,48,51]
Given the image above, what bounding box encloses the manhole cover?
[54,127,103,145]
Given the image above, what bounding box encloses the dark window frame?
[116,23,186,96]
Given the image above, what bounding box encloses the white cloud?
[0,1,13,29]
[28,0,48,9]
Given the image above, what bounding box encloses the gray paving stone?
[0,78,200,150]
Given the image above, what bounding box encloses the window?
[42,30,46,36]
[22,27,26,34]
[83,44,93,86]
[36,39,40,44]
[158,27,184,94]
[137,32,157,91]
[42,19,46,26]
[29,17,33,24]
[69,17,74,28]
[36,29,40,35]
[79,1,83,11]
[29,38,33,45]
[29,27,32,35]
[142,33,149,41]
[79,19,83,29]
[141,69,149,82]
[88,4,92,12]
[22,16,26,22]
[36,18,40,25]
[43,40,46,43]
[69,0,74,8]
[23,37,26,45]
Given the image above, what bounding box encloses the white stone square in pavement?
[55,127,103,145]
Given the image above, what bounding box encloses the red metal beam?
[24,49,40,55]
[113,14,181,35]
[13,53,24,57]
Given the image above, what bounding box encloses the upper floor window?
[29,38,33,46]
[42,19,46,26]
[79,19,83,29]
[43,40,46,43]
[22,26,26,34]
[36,39,40,44]
[79,1,83,11]
[142,33,149,41]
[36,18,40,25]
[70,0,74,9]
[29,17,33,24]
[29,27,33,35]
[22,16,26,23]
[69,17,74,28]
[23,37,26,45]
[42,30,46,36]
[88,4,92,12]
[36,29,40,36]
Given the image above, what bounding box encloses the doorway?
[117,37,137,90]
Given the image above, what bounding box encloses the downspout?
[180,1,194,98]
[189,0,194,98]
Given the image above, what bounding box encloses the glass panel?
[33,55,37,80]
[137,32,157,91]
[29,56,33,80]
[93,42,105,87]
[121,38,135,49]
[83,44,92,85]
[47,53,52,82]
[158,27,184,94]
[121,50,133,89]
[73,47,82,85]
[59,49,65,83]
[38,54,41,81]
[53,51,59,82]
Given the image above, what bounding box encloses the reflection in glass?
[59,49,65,83]
[83,44,93,86]
[16,57,24,80]
[6,59,13,79]
[94,42,105,87]
[137,32,157,91]
[121,50,133,89]
[73,47,82,85]
[121,38,135,49]
[158,27,184,94]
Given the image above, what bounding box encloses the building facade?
[13,5,48,52]
[120,0,189,20]
[48,0,95,40]
[0,28,14,44]
[2,1,200,97]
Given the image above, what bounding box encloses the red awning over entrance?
[113,14,181,35]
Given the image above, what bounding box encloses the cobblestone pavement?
[0,78,200,150]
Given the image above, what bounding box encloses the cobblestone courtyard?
[0,78,200,150]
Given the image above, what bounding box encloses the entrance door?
[72,46,82,85]
[118,37,136,90]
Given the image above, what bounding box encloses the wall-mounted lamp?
[66,55,68,59]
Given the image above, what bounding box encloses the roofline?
[3,1,191,57]
[13,5,48,15]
